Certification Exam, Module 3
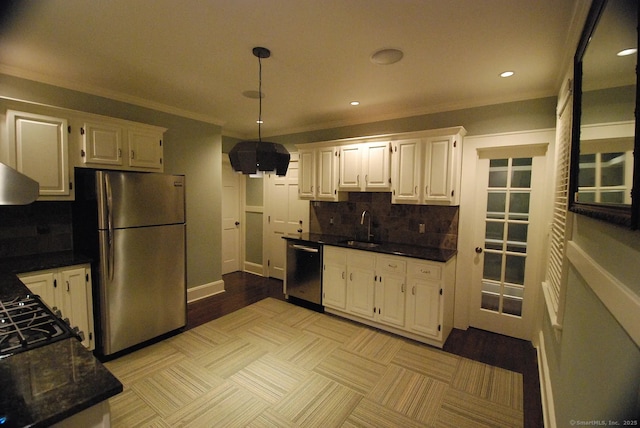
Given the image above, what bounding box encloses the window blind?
[543,80,572,329]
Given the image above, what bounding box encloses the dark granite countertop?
[0,252,122,428]
[284,233,457,263]
[0,250,93,275]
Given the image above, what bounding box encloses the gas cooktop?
[0,295,74,358]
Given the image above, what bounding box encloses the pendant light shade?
[230,47,290,176]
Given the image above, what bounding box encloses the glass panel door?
[481,157,532,317]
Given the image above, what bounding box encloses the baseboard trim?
[537,329,557,428]
[187,280,225,303]
[243,261,264,277]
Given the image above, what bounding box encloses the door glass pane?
[506,223,528,253]
[482,252,502,281]
[505,254,526,284]
[487,192,506,219]
[485,221,504,250]
[489,159,508,187]
[481,157,532,318]
[511,158,532,188]
[509,192,530,219]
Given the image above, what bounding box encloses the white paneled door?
[265,156,309,280]
[221,156,241,274]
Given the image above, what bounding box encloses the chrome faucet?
[360,210,373,242]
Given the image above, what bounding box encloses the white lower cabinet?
[18,264,95,351]
[345,250,376,320]
[322,247,348,310]
[406,265,442,337]
[375,255,407,329]
[322,246,456,348]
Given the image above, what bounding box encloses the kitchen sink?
[341,240,381,249]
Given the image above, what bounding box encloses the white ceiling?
[0,0,589,138]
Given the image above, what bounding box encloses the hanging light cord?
[258,54,263,142]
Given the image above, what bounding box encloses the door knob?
[475,247,483,254]
[235,221,240,226]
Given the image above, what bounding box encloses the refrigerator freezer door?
[97,170,185,229]
[98,224,186,355]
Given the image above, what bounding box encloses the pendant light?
[229,47,290,176]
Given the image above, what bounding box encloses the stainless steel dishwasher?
[285,240,323,308]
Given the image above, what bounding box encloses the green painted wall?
[542,216,640,424]
[0,74,223,290]
[268,96,557,150]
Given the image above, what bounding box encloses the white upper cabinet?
[79,118,164,171]
[316,146,341,200]
[423,135,457,205]
[128,127,163,169]
[298,148,315,199]
[338,144,362,190]
[296,126,465,205]
[362,141,391,190]
[390,128,465,206]
[81,121,124,166]
[7,110,71,200]
[339,141,391,191]
[391,139,421,203]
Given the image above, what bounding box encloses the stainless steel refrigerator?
[73,169,186,357]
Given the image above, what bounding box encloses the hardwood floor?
[188,271,543,428]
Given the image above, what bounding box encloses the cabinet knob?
[235,221,240,226]
[475,247,483,254]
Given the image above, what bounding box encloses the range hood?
[0,162,39,205]
[229,141,290,176]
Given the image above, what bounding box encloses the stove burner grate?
[0,295,72,358]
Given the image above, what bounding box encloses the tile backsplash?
[309,193,459,250]
[0,202,73,258]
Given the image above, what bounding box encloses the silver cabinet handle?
[291,244,319,253]
[105,174,115,281]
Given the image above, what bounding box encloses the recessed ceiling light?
[370,48,404,65]
[350,101,360,106]
[500,71,515,78]
[617,48,637,57]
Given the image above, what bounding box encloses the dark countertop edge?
[36,382,123,427]
[283,234,457,263]
[0,251,93,275]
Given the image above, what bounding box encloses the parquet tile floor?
[105,296,526,427]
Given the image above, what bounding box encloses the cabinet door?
[59,267,94,350]
[128,128,163,169]
[316,147,339,200]
[391,139,421,203]
[339,144,362,190]
[18,271,56,309]
[423,136,454,204]
[346,251,376,319]
[82,121,123,166]
[298,149,315,199]
[9,110,69,197]
[406,277,441,338]
[363,141,391,190]
[377,272,406,328]
[322,247,347,309]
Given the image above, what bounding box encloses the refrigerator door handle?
[105,174,115,281]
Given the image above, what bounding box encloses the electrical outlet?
[419,223,425,233]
